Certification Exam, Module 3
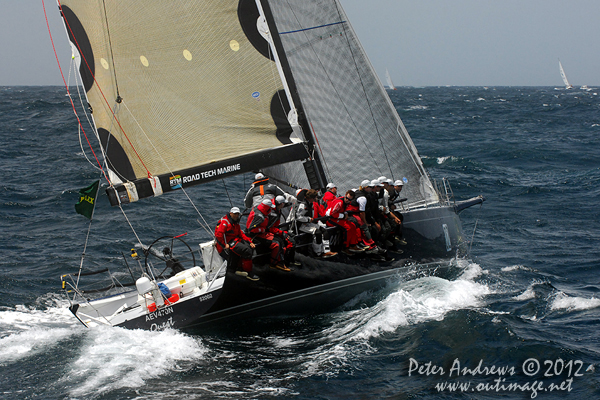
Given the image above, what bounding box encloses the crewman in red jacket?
[325,190,365,254]
[214,207,258,281]
[321,182,337,208]
[246,199,292,271]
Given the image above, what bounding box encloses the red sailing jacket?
[325,197,347,221]
[214,213,251,253]
[246,201,282,237]
[322,190,337,208]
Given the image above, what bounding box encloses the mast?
[256,0,328,189]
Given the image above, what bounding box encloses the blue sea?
[1,86,599,399]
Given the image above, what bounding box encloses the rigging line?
[118,203,145,250]
[100,0,120,97]
[75,176,101,287]
[222,180,233,208]
[333,1,393,177]
[309,121,332,179]
[468,202,483,256]
[119,101,212,234]
[57,0,151,179]
[43,0,109,184]
[283,0,381,173]
[71,62,106,172]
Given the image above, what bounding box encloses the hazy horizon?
[3,1,599,87]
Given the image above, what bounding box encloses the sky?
[3,0,599,87]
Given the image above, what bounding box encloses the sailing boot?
[321,239,337,258]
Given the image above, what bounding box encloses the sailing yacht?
[54,0,484,330]
[559,60,574,89]
[385,68,397,90]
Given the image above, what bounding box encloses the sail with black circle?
[59,0,315,206]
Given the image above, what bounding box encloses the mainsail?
[262,0,438,206]
[59,0,312,205]
[385,69,397,90]
[559,60,573,89]
[60,0,438,208]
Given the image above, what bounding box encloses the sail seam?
[280,20,346,35]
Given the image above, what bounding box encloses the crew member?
[247,199,292,271]
[214,207,259,281]
[296,189,337,257]
[321,183,338,208]
[244,173,286,209]
[325,190,364,254]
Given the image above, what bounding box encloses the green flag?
[75,180,100,219]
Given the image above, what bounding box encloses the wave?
[0,298,206,398]
[550,292,600,312]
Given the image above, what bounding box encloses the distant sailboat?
[558,60,573,89]
[385,68,397,90]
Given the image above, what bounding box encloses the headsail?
[558,60,573,89]
[385,69,397,90]
[59,1,311,205]
[262,0,438,206]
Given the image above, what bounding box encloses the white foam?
[0,303,83,363]
[513,285,536,301]
[0,301,206,397]
[352,264,490,341]
[501,265,532,272]
[550,293,600,312]
[64,326,206,397]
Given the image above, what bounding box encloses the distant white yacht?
[385,68,397,90]
[558,60,574,89]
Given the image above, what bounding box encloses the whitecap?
[513,285,536,301]
[352,263,491,340]
[550,293,600,312]
[501,265,531,272]
[64,326,206,397]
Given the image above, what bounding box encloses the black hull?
[118,288,223,330]
[184,205,468,329]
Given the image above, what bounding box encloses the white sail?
[559,60,573,89]
[385,69,396,90]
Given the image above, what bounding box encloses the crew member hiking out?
[214,207,259,281]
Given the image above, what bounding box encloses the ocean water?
[1,86,600,399]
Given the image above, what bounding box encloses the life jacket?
[243,178,285,209]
